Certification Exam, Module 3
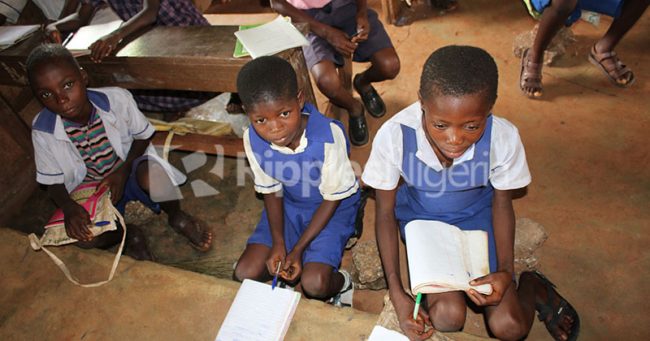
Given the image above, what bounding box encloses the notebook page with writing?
[405,220,492,295]
[233,16,308,59]
[216,279,300,341]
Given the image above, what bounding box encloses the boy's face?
[247,91,305,150]
[30,59,92,124]
[419,90,492,164]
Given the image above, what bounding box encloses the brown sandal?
[519,48,543,99]
[588,45,635,88]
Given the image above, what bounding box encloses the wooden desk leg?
[381,0,401,25]
[284,48,318,109]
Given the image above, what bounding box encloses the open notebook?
[233,16,308,59]
[216,279,300,341]
[0,25,40,50]
[405,220,493,295]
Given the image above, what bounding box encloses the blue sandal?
[530,271,580,341]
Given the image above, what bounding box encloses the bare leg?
[311,60,364,118]
[136,161,212,251]
[425,291,466,332]
[233,243,273,282]
[300,262,344,300]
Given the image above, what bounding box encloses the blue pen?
[95,221,110,226]
[271,261,282,290]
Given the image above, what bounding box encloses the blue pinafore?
[395,115,497,272]
[247,103,360,268]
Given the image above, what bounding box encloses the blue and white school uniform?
[243,103,360,269]
[362,102,531,272]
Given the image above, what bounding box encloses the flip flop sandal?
[353,74,386,118]
[520,48,543,99]
[588,45,635,88]
[530,271,580,341]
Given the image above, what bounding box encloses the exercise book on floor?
[216,279,301,341]
[405,220,493,295]
[64,20,123,56]
[233,15,308,59]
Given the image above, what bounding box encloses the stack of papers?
[233,16,308,59]
[0,25,40,51]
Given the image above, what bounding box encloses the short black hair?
[419,45,498,105]
[26,43,80,84]
[236,56,298,110]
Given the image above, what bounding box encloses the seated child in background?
[234,56,360,306]
[362,46,579,341]
[271,0,401,146]
[28,44,212,259]
[45,0,222,115]
[520,0,648,98]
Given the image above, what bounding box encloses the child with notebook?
[270,0,401,146]
[362,46,579,341]
[234,56,360,306]
[27,44,212,259]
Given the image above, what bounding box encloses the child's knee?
[376,54,401,80]
[300,271,330,299]
[488,311,528,341]
[429,299,466,332]
[314,71,342,97]
[233,259,264,282]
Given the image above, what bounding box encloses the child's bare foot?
[226,93,244,114]
[520,48,543,99]
[124,225,155,261]
[589,44,635,87]
[168,211,213,252]
[522,271,580,341]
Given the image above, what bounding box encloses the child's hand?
[97,167,129,204]
[324,27,357,56]
[466,271,512,306]
[89,32,122,63]
[45,25,62,44]
[63,202,93,242]
[281,249,302,282]
[392,290,434,340]
[266,244,286,277]
[353,12,370,43]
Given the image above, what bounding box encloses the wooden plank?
[151,131,244,158]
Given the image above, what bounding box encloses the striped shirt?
[63,107,122,182]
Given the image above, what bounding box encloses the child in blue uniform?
[362,46,579,341]
[234,56,360,306]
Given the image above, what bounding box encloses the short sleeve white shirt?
[362,102,531,191]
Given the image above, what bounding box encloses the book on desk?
[0,25,40,51]
[234,15,308,59]
[64,20,123,57]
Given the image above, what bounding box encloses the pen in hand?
[271,261,282,290]
[413,292,422,320]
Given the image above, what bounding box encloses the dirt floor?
[3,0,649,340]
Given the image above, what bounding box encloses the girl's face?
[419,91,492,166]
[247,92,306,150]
[31,59,92,124]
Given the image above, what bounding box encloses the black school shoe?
[354,74,386,118]
[348,114,369,146]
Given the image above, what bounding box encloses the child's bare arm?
[47,184,92,241]
[467,188,516,306]
[281,199,340,281]
[263,192,287,276]
[376,188,433,340]
[270,0,357,55]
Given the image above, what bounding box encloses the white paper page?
[0,25,40,47]
[367,326,409,341]
[406,220,470,294]
[234,16,308,59]
[65,20,123,51]
[216,279,300,341]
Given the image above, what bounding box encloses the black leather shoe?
[354,74,386,118]
[348,114,369,146]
